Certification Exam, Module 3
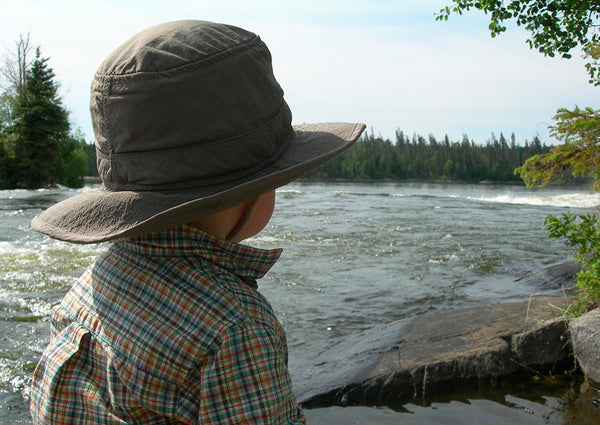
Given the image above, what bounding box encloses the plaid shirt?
[30,225,305,424]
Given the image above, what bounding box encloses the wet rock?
[518,259,580,289]
[297,297,573,407]
[569,308,600,385]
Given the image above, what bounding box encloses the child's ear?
[229,190,276,242]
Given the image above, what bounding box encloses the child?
[29,20,364,424]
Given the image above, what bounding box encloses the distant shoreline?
[298,177,592,188]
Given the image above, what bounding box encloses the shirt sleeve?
[198,323,306,425]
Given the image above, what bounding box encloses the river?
[1,181,599,423]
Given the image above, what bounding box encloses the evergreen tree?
[0,93,14,188]
[56,132,88,187]
[10,48,69,187]
[0,49,87,189]
[82,141,98,176]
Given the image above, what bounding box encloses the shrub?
[545,211,600,314]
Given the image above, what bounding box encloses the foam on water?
[428,254,459,264]
[470,192,600,208]
[0,239,102,266]
[277,189,304,196]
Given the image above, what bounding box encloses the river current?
[1,181,599,423]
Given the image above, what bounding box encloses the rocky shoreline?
[296,295,599,408]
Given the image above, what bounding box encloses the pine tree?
[7,48,70,188]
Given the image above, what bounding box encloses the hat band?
[98,102,293,191]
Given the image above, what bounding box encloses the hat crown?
[90,20,293,191]
[97,20,253,75]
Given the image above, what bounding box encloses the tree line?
[306,130,553,182]
[81,129,553,184]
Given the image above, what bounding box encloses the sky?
[1,0,598,145]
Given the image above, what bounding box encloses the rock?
[518,259,580,289]
[569,308,600,385]
[297,297,573,408]
[511,317,570,369]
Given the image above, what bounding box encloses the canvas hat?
[31,20,365,244]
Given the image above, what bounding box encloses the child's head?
[31,20,365,244]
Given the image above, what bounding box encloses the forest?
[304,129,553,183]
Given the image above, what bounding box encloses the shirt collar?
[117,225,282,281]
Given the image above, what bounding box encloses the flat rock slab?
[297,297,572,407]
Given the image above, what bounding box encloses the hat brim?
[31,122,365,244]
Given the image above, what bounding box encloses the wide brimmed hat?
[31,20,365,244]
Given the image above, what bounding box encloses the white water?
[470,192,600,208]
